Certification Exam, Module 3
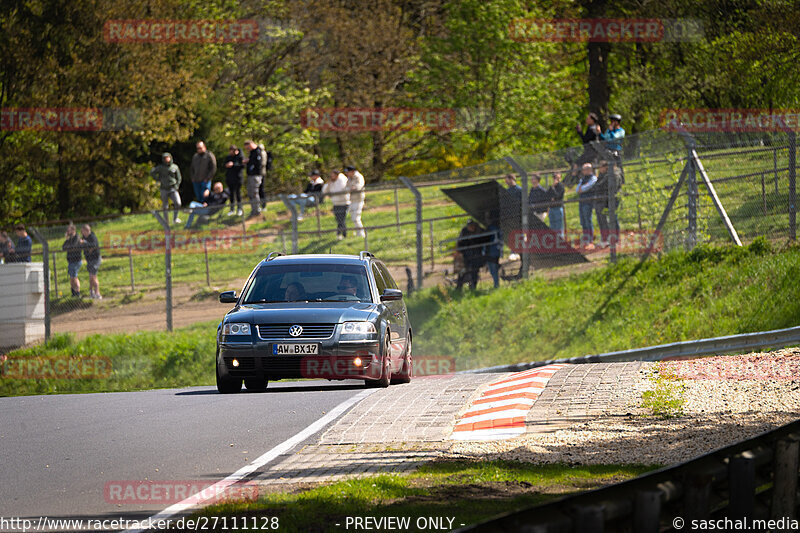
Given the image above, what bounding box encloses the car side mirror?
[380,288,403,302]
[219,290,237,303]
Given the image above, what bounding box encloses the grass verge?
[185,461,657,533]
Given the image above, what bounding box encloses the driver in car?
[284,282,306,301]
[338,276,358,297]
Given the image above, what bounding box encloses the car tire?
[244,377,268,391]
[365,332,391,388]
[216,362,242,394]
[391,334,412,384]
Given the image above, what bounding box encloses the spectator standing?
[576,163,598,248]
[322,169,350,240]
[10,224,32,262]
[243,140,264,216]
[601,113,625,154]
[344,165,366,237]
[455,219,486,290]
[528,174,549,220]
[151,152,182,224]
[190,141,217,202]
[547,172,566,237]
[484,221,503,288]
[287,170,324,220]
[185,182,230,229]
[504,174,522,204]
[0,231,14,263]
[224,145,244,216]
[593,160,620,247]
[80,224,102,299]
[62,223,83,297]
[258,144,272,210]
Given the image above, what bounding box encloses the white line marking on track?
[125,388,377,532]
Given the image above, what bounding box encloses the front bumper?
[218,340,382,381]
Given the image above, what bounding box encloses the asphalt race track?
[0,381,367,527]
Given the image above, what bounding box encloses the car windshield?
[242,263,372,304]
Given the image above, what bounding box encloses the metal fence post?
[29,227,50,342]
[505,156,529,278]
[203,239,210,286]
[399,176,423,290]
[789,131,796,240]
[394,182,401,230]
[51,252,58,297]
[128,247,135,292]
[608,161,618,263]
[152,211,172,332]
[279,194,299,254]
[686,140,698,250]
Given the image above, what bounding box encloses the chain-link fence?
[4,126,795,344]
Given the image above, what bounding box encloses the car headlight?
[341,322,377,336]
[222,323,251,336]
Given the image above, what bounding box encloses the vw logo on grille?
[288,325,303,337]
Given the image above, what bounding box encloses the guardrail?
[461,325,800,374]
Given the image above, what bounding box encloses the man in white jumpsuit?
[344,165,365,237]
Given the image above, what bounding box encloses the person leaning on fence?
[224,145,245,216]
[344,165,365,237]
[322,169,350,240]
[0,231,15,263]
[190,141,217,203]
[243,140,264,217]
[184,182,230,230]
[504,174,522,204]
[151,152,182,224]
[484,221,503,289]
[455,219,486,291]
[80,224,102,299]
[287,170,324,220]
[576,162,598,249]
[547,172,566,238]
[62,223,83,297]
[528,174,550,221]
[592,160,621,248]
[11,224,32,262]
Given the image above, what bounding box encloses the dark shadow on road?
[174,382,368,396]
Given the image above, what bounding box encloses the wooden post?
[429,220,435,269]
[729,451,756,519]
[394,183,400,230]
[762,172,767,215]
[633,490,661,533]
[204,239,210,286]
[315,200,321,237]
[128,247,135,292]
[771,435,799,522]
[571,504,604,532]
[685,471,713,521]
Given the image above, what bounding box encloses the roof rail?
[266,251,285,261]
[359,251,375,261]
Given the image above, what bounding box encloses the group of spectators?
[0,225,32,264]
[62,223,102,299]
[453,111,626,289]
[150,140,272,227]
[150,141,368,238]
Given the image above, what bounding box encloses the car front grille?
[256,324,336,340]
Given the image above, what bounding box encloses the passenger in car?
[284,282,306,301]
[338,276,358,297]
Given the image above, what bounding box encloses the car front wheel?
[391,334,412,384]
[365,332,391,388]
[216,360,242,394]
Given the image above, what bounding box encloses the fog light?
[232,358,240,368]
[353,357,363,367]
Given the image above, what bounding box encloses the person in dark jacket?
[80,224,102,299]
[593,160,620,247]
[0,231,15,263]
[62,223,83,296]
[10,224,32,262]
[528,174,550,219]
[243,140,263,216]
[184,182,230,229]
[576,163,598,248]
[548,173,566,237]
[224,145,244,216]
[190,141,217,202]
[287,170,324,220]
[455,219,488,290]
[151,152,182,224]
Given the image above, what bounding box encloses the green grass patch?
[189,461,656,533]
[641,366,686,418]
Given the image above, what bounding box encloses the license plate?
[272,343,319,355]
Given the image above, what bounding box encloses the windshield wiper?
[244,299,285,304]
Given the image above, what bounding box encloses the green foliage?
[641,367,686,419]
